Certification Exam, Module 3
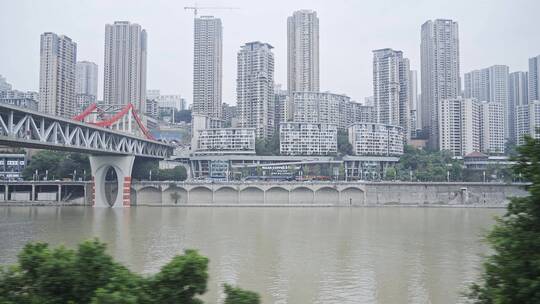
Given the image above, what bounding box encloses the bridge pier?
[89,155,135,208]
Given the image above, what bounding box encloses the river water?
[0,206,501,303]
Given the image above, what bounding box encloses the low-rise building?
[0,154,26,180]
[292,91,350,129]
[195,128,256,155]
[280,122,337,156]
[348,123,404,156]
[0,97,38,111]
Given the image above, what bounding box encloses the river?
[0,206,501,303]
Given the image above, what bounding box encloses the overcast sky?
[1,0,539,105]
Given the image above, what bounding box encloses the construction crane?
[184,5,239,17]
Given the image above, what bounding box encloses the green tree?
[22,151,90,180]
[337,130,353,155]
[148,249,208,304]
[0,239,258,304]
[255,134,280,156]
[224,284,260,304]
[468,135,540,303]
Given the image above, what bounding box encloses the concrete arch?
[266,186,289,204]
[214,186,239,204]
[240,186,264,204]
[290,186,314,204]
[163,186,188,205]
[340,187,365,206]
[315,187,339,204]
[138,186,162,205]
[89,155,134,207]
[189,186,213,204]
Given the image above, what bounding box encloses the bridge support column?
[3,185,7,201]
[89,155,135,208]
[31,185,35,201]
[57,185,61,202]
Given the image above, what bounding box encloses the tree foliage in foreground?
[0,239,258,304]
[468,135,540,303]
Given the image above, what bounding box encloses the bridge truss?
[0,103,172,158]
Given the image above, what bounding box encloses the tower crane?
[184,5,239,17]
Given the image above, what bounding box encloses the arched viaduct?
[130,182,367,206]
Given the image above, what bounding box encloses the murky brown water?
[0,206,501,303]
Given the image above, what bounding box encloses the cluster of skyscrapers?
[191,13,540,157]
[34,21,148,119]
[191,10,404,157]
[2,11,539,160]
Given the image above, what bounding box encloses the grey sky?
[1,0,539,106]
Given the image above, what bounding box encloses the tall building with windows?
[438,97,481,156]
[103,21,147,112]
[409,70,419,136]
[372,48,411,142]
[421,19,461,150]
[509,71,529,142]
[39,32,77,118]
[193,16,222,119]
[75,61,98,111]
[529,55,540,104]
[236,42,275,139]
[274,85,289,131]
[516,100,540,145]
[480,101,505,154]
[464,65,509,139]
[287,9,319,93]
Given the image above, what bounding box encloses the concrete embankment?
[130,182,529,207]
[0,181,529,207]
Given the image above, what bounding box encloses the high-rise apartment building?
[516,100,540,145]
[287,9,319,93]
[480,101,505,154]
[193,16,222,119]
[529,55,540,104]
[103,21,147,112]
[438,97,481,156]
[464,65,509,139]
[372,48,411,142]
[75,61,98,111]
[509,71,529,142]
[347,101,375,125]
[421,19,461,149]
[274,85,289,131]
[409,70,419,136]
[236,42,275,139]
[39,32,77,118]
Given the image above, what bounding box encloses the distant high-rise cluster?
[192,16,222,119]
[10,8,538,162]
[103,21,147,112]
[39,32,77,118]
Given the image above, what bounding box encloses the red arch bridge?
[0,103,174,208]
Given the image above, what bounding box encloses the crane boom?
[184,5,239,17]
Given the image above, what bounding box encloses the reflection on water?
[0,206,500,303]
